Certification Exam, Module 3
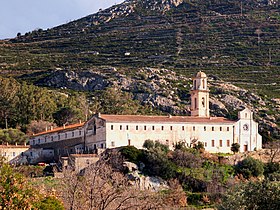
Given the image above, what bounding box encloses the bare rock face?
[221,95,246,110]
[35,70,110,91]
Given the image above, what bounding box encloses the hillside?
[0,0,279,140]
[0,0,279,95]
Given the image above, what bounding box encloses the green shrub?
[230,143,240,154]
[187,192,203,206]
[34,196,64,210]
[264,162,280,177]
[143,139,154,150]
[119,146,143,163]
[235,157,264,179]
[218,180,280,210]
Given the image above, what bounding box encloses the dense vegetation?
[0,158,63,209]
[120,141,280,208]
[0,76,159,141]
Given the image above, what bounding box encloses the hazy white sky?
[0,0,124,39]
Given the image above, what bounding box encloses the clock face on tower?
[243,123,249,131]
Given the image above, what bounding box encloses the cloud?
[0,0,123,39]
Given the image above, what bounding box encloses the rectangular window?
[204,126,206,131]
[33,140,35,145]
[72,132,74,137]
[161,126,164,130]
[79,130,82,135]
[128,139,131,146]
[144,126,147,130]
[205,142,207,147]
[219,140,223,147]
[152,126,155,130]
[193,126,195,131]
[38,139,40,144]
[111,141,115,147]
[227,127,230,131]
[212,140,215,147]
[227,140,230,147]
[170,126,173,131]
[120,125,122,130]
[101,143,104,149]
[182,126,184,131]
[51,136,54,142]
[212,127,215,131]
[13,152,15,157]
[126,125,129,130]
[65,133,67,138]
[111,125,114,130]
[136,126,139,130]
[220,127,222,131]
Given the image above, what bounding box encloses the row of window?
[33,130,83,145]
[110,125,231,132]
[210,139,231,147]
[110,139,231,148]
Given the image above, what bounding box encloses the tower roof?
[195,71,207,78]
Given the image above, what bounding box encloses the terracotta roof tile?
[31,122,85,137]
[99,114,235,124]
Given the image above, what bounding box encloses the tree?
[0,159,62,209]
[61,157,161,210]
[218,180,280,210]
[53,107,77,126]
[235,157,264,179]
[264,141,280,163]
[231,143,240,154]
[0,77,19,129]
[26,120,57,135]
[143,139,155,150]
[0,129,27,145]
[194,141,205,152]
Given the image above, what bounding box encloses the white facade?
[29,71,262,154]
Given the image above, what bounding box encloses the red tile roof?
[31,122,85,137]
[99,114,235,124]
[0,145,29,148]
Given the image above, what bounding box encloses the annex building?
[29,72,262,157]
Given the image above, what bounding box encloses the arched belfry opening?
[190,71,210,117]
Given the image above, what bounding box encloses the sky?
[0,0,124,39]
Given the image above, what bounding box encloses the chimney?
[79,120,82,124]
[50,126,53,131]
[6,142,8,146]
[168,114,172,118]
[45,126,48,132]
[24,142,26,146]
[98,113,101,118]
[15,142,17,146]
[63,124,66,129]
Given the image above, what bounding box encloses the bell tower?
[190,71,210,117]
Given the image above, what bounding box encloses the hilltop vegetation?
[0,0,279,97]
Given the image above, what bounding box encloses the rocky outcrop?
[35,70,110,91]
[124,161,169,191]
